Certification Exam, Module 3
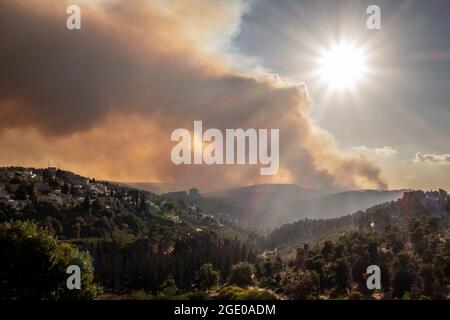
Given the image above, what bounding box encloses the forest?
[0,167,449,300]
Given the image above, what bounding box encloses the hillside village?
[1,166,449,300]
[0,167,110,209]
[0,166,255,248]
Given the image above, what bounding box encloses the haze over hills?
[118,182,217,194]
[268,189,449,248]
[285,189,408,221]
[2,166,449,300]
[124,183,328,230]
[204,184,327,206]
[159,183,408,231]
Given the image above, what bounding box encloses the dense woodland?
[0,167,259,298]
[0,167,449,300]
[268,189,449,248]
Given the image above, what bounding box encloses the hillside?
[268,189,449,249]
[122,182,217,194]
[285,189,407,221]
[0,167,260,296]
[250,189,450,300]
[205,184,323,204]
[262,212,450,300]
[2,166,449,300]
[163,184,406,231]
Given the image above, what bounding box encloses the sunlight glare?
[318,42,368,90]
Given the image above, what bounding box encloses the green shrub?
[0,220,101,299]
[217,285,278,300]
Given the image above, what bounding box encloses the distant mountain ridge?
[160,183,408,231]
[268,189,449,248]
[205,184,324,203]
[117,182,216,194]
[286,189,409,221]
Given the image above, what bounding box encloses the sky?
[233,0,450,190]
[0,0,449,191]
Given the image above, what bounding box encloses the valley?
[1,166,449,300]
[155,183,406,231]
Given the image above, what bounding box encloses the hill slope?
[268,189,449,248]
[0,167,260,293]
[164,184,406,231]
[285,189,407,221]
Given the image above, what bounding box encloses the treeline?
[2,167,450,300]
[80,232,257,292]
[0,221,101,300]
[267,212,450,299]
[268,190,450,248]
[0,220,259,300]
[0,167,260,297]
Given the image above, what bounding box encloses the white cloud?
[351,146,398,157]
[414,152,450,164]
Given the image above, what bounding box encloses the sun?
[318,42,368,90]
